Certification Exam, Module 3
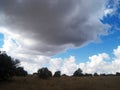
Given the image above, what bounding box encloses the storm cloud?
[0,0,108,55]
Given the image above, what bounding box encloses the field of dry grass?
[0,76,120,90]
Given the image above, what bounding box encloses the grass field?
[0,76,120,90]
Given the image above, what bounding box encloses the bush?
[15,67,28,76]
[100,73,106,76]
[116,72,120,76]
[84,73,92,76]
[94,73,99,76]
[73,68,83,76]
[37,67,52,79]
[62,74,68,77]
[0,52,20,80]
[53,71,61,77]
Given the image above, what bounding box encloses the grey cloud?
[0,0,108,55]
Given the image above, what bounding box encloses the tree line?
[0,51,120,80]
[0,51,27,80]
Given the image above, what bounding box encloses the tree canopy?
[37,67,52,79]
[0,51,27,80]
[73,68,83,76]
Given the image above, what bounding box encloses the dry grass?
[0,76,120,90]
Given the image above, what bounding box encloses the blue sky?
[0,0,120,75]
[53,0,120,63]
[0,33,4,48]
[53,30,120,63]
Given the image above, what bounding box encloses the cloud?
[49,58,63,74]
[0,0,108,56]
[20,56,78,75]
[1,39,120,75]
[61,56,78,75]
[79,53,110,74]
[47,56,78,75]
[102,0,120,29]
[113,46,120,58]
[49,46,120,75]
[50,46,120,75]
[79,46,120,74]
[1,0,119,75]
[21,45,120,75]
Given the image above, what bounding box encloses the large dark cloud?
[0,0,108,55]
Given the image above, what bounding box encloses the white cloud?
[61,56,78,75]
[113,46,120,58]
[79,46,120,74]
[79,53,110,74]
[1,26,120,75]
[49,47,120,75]
[1,33,120,75]
[104,9,114,16]
[0,26,120,75]
[49,58,63,74]
[48,46,120,75]
[20,61,40,74]
[46,56,78,75]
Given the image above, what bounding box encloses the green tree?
[73,68,83,76]
[15,67,28,76]
[0,51,20,80]
[53,71,61,77]
[37,67,52,79]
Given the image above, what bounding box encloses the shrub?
[15,67,28,76]
[94,73,99,76]
[116,72,120,76]
[62,74,68,77]
[53,71,61,77]
[84,73,92,76]
[73,68,83,76]
[37,67,52,79]
[100,73,106,76]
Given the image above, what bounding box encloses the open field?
[0,76,120,90]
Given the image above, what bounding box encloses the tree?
[94,73,99,76]
[73,68,83,76]
[0,52,20,80]
[53,71,61,77]
[15,67,28,76]
[84,73,92,76]
[62,74,68,77]
[37,67,52,79]
[116,72,120,76]
[100,73,106,76]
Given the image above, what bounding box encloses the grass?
[0,76,120,90]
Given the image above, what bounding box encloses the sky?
[0,0,120,75]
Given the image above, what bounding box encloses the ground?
[0,76,120,90]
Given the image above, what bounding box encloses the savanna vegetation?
[1,51,120,90]
[0,76,120,90]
